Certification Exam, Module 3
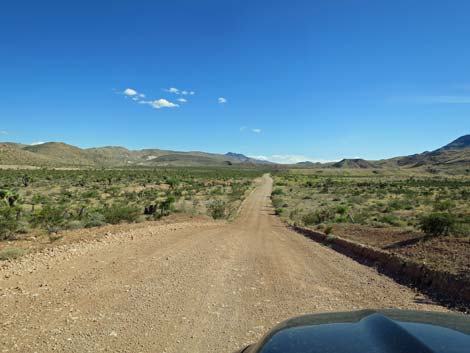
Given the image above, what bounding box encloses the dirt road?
[0,175,446,352]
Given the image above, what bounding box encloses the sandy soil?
[0,175,447,353]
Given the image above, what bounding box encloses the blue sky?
[1,0,469,163]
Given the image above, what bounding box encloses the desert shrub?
[387,199,413,210]
[0,247,25,261]
[419,213,455,237]
[351,210,370,225]
[347,196,364,205]
[0,206,19,240]
[81,190,100,199]
[433,199,456,212]
[84,212,106,228]
[324,225,333,235]
[160,195,176,216]
[302,208,335,226]
[453,220,470,237]
[378,214,401,226]
[335,205,348,215]
[271,188,284,196]
[289,208,301,221]
[332,215,348,223]
[325,234,336,242]
[208,200,227,219]
[102,204,140,224]
[66,220,85,230]
[271,197,284,209]
[30,205,67,233]
[302,212,320,226]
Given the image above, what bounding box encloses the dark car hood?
[241,309,470,353]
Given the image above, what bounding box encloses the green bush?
[208,200,227,219]
[379,214,401,226]
[30,205,67,233]
[271,196,284,209]
[84,212,106,228]
[302,212,320,226]
[66,220,85,230]
[433,199,456,212]
[388,199,413,210]
[159,195,176,216]
[271,188,284,196]
[102,204,141,224]
[0,206,19,240]
[419,212,455,237]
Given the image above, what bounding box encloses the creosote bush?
[208,200,227,219]
[419,212,455,238]
[102,204,141,224]
[30,205,67,233]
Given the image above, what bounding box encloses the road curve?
[0,174,446,352]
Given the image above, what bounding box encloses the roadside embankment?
[291,225,470,313]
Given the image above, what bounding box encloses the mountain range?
[311,135,470,173]
[0,142,271,167]
[0,135,469,172]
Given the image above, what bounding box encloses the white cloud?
[123,88,138,96]
[148,99,179,109]
[252,128,261,133]
[121,87,191,110]
[239,126,247,131]
[31,141,45,146]
[0,130,8,135]
[166,87,180,94]
[218,97,227,104]
[165,87,194,96]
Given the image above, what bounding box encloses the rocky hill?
[0,142,268,167]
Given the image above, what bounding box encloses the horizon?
[2,1,470,163]
[1,133,468,164]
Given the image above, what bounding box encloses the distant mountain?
[434,134,470,152]
[377,134,470,172]
[332,159,377,169]
[0,142,271,167]
[313,134,470,173]
[1,135,468,172]
[225,152,273,165]
[0,143,56,166]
